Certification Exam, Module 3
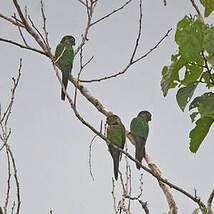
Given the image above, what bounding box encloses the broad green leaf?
[161,57,188,97]
[181,64,203,86]
[175,16,204,61]
[190,112,199,122]
[204,27,214,55]
[204,0,214,17]
[189,117,214,153]
[208,207,213,214]
[176,81,198,111]
[204,27,214,69]
[171,53,180,62]
[202,71,211,83]
[189,92,214,115]
[207,55,214,69]
[192,208,200,214]
[199,0,214,17]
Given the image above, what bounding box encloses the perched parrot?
[55,35,75,101]
[106,114,126,180]
[130,111,152,169]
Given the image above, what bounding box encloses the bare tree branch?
[88,135,97,181]
[12,0,51,56]
[145,154,178,214]
[79,28,172,83]
[207,190,214,208]
[0,38,48,56]
[4,150,11,214]
[7,145,21,214]
[0,13,24,27]
[74,0,96,55]
[130,0,143,63]
[90,0,133,26]
[40,0,51,53]
[0,59,22,214]
[190,0,203,21]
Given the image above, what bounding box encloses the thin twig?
[111,178,117,213]
[139,200,149,214]
[207,190,214,208]
[79,29,172,83]
[130,0,143,63]
[4,150,11,214]
[12,0,51,56]
[7,146,21,214]
[77,0,87,7]
[190,0,203,20]
[88,135,97,181]
[90,0,133,26]
[40,0,51,52]
[14,14,28,47]
[0,13,24,27]
[0,38,48,56]
[74,0,96,55]
[74,47,84,106]
[11,202,15,214]
[132,28,172,64]
[28,15,47,46]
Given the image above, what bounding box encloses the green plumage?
[130,111,151,169]
[55,35,75,100]
[107,115,126,180]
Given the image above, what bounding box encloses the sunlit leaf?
[199,0,214,17]
[181,64,203,86]
[192,208,200,214]
[175,16,204,61]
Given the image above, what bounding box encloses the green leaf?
[208,207,213,214]
[181,64,203,86]
[189,92,214,115]
[202,71,211,82]
[176,81,198,111]
[207,55,214,69]
[161,56,188,97]
[189,117,214,153]
[175,16,204,61]
[204,27,214,55]
[200,0,214,17]
[190,112,199,122]
[192,208,200,214]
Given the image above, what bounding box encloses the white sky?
[0,0,214,213]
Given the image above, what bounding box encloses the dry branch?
[0,59,22,214]
[0,1,211,213]
[79,28,172,83]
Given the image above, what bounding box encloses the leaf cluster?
[161,15,214,153]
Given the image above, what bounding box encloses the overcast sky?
[1,0,214,213]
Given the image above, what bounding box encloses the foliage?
[161,8,214,153]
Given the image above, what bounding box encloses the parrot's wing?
[130,117,149,140]
[55,42,65,59]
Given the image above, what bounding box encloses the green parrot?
[130,111,152,169]
[106,114,126,180]
[55,35,75,101]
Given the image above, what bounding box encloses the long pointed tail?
[135,139,146,170]
[61,72,69,101]
[113,156,120,180]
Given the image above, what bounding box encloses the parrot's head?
[61,35,76,46]
[106,114,122,126]
[138,111,152,122]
